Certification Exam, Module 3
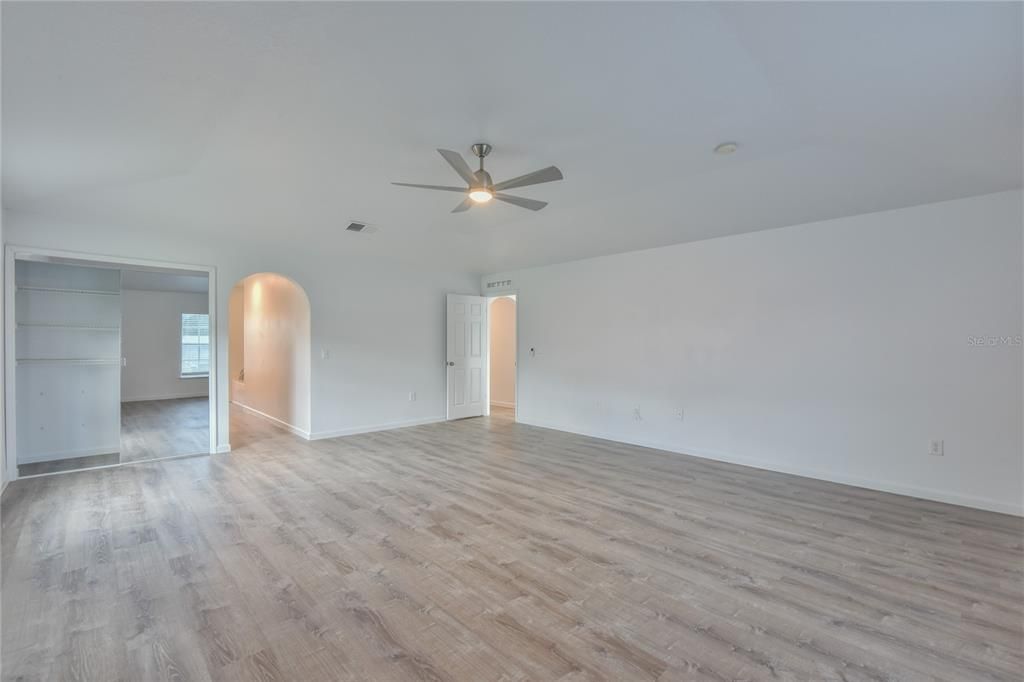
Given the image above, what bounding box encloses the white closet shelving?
[17,286,121,296]
[14,261,122,465]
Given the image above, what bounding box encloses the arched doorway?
[227,273,311,448]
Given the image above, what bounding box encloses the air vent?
[344,220,377,234]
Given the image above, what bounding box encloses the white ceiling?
[120,269,208,293]
[3,2,1020,274]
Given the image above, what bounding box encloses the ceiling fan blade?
[494,193,548,211]
[437,149,477,186]
[492,166,563,192]
[451,198,473,213]
[392,182,468,193]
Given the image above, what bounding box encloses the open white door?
[447,293,488,420]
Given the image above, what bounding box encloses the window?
[180,313,210,377]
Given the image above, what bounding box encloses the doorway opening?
[227,273,311,449]
[118,269,211,466]
[6,249,216,480]
[488,295,516,421]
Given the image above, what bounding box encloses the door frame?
[483,290,519,422]
[4,244,219,483]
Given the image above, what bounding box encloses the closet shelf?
[17,323,120,330]
[17,286,120,296]
[16,358,121,365]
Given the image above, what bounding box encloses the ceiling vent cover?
[346,221,367,232]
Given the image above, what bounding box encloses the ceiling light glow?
[469,189,493,203]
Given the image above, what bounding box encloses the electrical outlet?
[633,407,643,422]
[929,439,944,456]
[677,409,685,422]
[408,392,416,402]
[321,347,330,360]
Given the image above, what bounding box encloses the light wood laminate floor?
[2,407,1021,681]
[120,397,210,464]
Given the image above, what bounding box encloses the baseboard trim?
[17,445,120,465]
[490,401,516,409]
[311,416,446,441]
[122,392,209,403]
[517,418,1023,517]
[231,401,311,440]
[215,444,231,454]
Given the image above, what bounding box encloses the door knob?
[447,361,455,366]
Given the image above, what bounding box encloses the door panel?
[447,293,487,419]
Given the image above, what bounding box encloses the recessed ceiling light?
[714,142,738,155]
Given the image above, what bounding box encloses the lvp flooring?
[120,397,210,464]
[1,406,1021,681]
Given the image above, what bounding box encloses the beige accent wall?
[229,273,311,433]
[489,297,516,407]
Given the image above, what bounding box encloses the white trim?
[216,444,232,454]
[5,247,16,485]
[311,416,445,441]
[490,401,515,409]
[4,244,220,485]
[16,444,120,465]
[231,400,311,440]
[122,392,209,403]
[517,417,1024,517]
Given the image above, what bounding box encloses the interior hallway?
[2,407,1021,681]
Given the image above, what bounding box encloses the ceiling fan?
[392,144,563,213]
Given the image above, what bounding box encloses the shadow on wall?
[228,273,312,436]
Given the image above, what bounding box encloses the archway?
[227,273,311,447]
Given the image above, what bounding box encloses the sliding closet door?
[15,261,121,467]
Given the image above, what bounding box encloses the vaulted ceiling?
[3,2,1021,273]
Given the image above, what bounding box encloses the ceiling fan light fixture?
[392,145,562,212]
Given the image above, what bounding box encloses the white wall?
[2,211,480,451]
[229,273,311,434]
[1,213,5,491]
[484,190,1023,515]
[121,289,209,402]
[489,297,516,407]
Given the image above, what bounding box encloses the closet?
[14,260,122,470]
